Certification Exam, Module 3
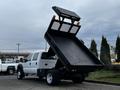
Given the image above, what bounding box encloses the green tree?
[90,39,98,57]
[115,36,120,62]
[100,36,111,65]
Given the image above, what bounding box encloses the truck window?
[41,52,56,60]
[2,61,5,63]
[32,53,39,61]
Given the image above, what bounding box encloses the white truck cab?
[22,51,57,74]
[17,51,59,85]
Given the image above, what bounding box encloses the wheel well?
[55,59,64,69]
[17,64,23,72]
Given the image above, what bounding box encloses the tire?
[72,74,85,84]
[46,70,60,85]
[17,69,25,80]
[7,69,14,75]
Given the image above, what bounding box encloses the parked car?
[0,59,18,75]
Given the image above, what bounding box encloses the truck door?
[40,52,57,69]
[30,52,39,74]
[23,53,32,73]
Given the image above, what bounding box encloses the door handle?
[29,63,31,65]
[36,62,37,65]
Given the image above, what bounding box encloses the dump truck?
[17,6,103,85]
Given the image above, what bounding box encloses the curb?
[85,80,120,86]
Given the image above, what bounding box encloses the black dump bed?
[49,36,98,66]
[45,6,103,72]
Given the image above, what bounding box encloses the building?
[0,52,29,62]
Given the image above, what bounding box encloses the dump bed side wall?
[74,37,103,65]
[52,36,100,66]
[45,32,71,69]
[45,31,103,67]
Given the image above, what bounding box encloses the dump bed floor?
[52,35,99,66]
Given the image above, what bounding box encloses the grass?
[86,69,120,84]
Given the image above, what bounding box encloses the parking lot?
[0,74,119,90]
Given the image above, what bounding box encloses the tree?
[115,36,120,62]
[90,39,98,57]
[100,36,111,65]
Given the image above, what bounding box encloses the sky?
[0,0,120,52]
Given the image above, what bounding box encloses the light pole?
[16,43,20,59]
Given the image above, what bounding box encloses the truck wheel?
[7,69,14,75]
[46,70,60,85]
[17,69,24,80]
[72,74,85,83]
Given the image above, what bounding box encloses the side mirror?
[21,59,29,62]
[24,59,29,62]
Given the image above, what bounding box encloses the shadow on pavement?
[23,77,83,87]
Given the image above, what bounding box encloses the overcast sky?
[0,0,120,51]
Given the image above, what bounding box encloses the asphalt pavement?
[0,74,120,90]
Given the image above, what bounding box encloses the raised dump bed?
[45,6,103,72]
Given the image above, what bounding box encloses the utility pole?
[45,41,47,51]
[16,43,20,59]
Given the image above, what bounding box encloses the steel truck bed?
[45,6,103,72]
[45,31,103,72]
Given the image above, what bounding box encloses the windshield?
[26,53,32,61]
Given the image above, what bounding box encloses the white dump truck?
[17,6,103,85]
[0,59,18,75]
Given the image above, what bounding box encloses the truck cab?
[17,51,58,83]
[23,51,57,74]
